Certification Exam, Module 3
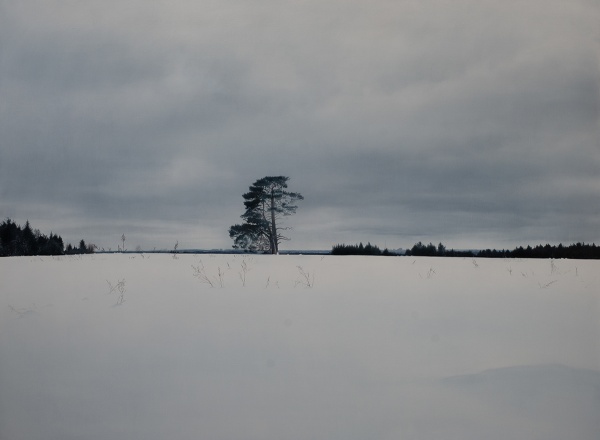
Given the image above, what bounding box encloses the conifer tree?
[229,176,303,254]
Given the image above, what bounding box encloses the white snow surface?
[1,254,599,440]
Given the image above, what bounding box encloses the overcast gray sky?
[1,0,599,251]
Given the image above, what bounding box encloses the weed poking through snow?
[539,280,558,289]
[420,267,436,279]
[295,266,314,288]
[217,267,225,288]
[8,304,37,318]
[191,261,225,288]
[191,261,215,288]
[239,260,250,287]
[265,276,280,289]
[107,279,126,305]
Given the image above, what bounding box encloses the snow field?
[1,254,599,440]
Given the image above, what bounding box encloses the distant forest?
[332,241,600,259]
[0,218,94,257]
[406,241,600,259]
[331,243,393,256]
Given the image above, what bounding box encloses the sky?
[1,0,599,251]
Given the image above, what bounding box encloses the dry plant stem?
[191,262,215,288]
[295,266,314,288]
[8,304,36,318]
[265,276,280,289]
[239,260,250,287]
[539,280,558,289]
[217,267,225,288]
[419,267,436,279]
[107,279,126,305]
[191,260,225,288]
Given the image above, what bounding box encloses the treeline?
[406,241,600,259]
[0,218,94,257]
[331,243,396,256]
[405,242,475,257]
[478,243,600,260]
[331,240,600,259]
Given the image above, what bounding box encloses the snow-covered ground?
[1,254,599,440]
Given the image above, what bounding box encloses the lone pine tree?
[229,176,303,254]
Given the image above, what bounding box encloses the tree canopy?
[229,176,303,254]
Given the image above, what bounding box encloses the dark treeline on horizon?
[331,243,395,256]
[331,241,600,259]
[0,218,94,257]
[406,241,600,259]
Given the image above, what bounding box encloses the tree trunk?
[270,189,278,254]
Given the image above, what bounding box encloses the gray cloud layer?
[1,0,599,250]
